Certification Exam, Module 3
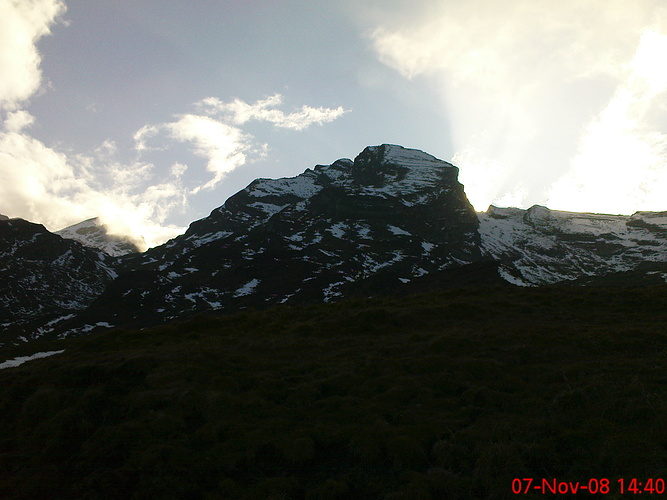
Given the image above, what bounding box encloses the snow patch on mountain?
[388,225,411,236]
[0,350,65,370]
[357,145,457,201]
[234,278,260,298]
[479,205,667,284]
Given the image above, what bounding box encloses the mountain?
[0,214,8,221]
[66,144,486,333]
[0,217,117,345]
[1,144,666,344]
[56,217,144,256]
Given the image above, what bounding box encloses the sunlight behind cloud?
[630,30,667,93]
[0,127,187,249]
[369,0,667,214]
[548,29,667,214]
[0,0,188,250]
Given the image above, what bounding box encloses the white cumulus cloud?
[166,114,251,192]
[3,110,35,132]
[0,127,188,249]
[0,0,65,110]
[0,0,187,248]
[197,94,348,131]
[135,95,349,195]
[0,3,348,248]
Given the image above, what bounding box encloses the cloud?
[0,2,348,249]
[369,0,667,213]
[197,94,348,130]
[133,113,254,195]
[547,29,667,214]
[3,110,35,132]
[166,114,251,192]
[0,0,65,110]
[0,127,187,249]
[136,95,349,194]
[0,1,188,247]
[1,94,347,248]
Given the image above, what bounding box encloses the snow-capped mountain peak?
[56,217,144,256]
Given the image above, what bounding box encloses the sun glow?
[631,30,667,93]
[371,1,667,215]
[548,29,667,214]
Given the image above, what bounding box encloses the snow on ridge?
[56,217,143,256]
[630,212,667,227]
[247,171,322,199]
[248,202,289,217]
[186,230,233,248]
[362,145,458,199]
[356,224,372,239]
[479,204,667,285]
[378,144,448,168]
[421,241,434,253]
[327,222,347,238]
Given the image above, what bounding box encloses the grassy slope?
[1,285,667,499]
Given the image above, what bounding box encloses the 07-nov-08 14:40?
[512,477,666,495]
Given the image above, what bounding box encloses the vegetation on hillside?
[1,285,666,499]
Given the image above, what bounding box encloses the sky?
[2,0,667,249]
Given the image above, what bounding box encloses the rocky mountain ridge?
[1,144,666,346]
